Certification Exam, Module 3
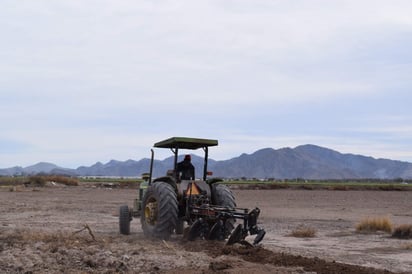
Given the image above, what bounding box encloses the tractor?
[119,137,265,245]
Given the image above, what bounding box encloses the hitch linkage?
[187,205,266,245]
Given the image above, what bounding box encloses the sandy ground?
[234,188,412,273]
[0,183,411,273]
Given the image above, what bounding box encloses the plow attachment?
[186,205,266,246]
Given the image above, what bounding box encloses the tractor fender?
[152,176,177,191]
[206,178,224,186]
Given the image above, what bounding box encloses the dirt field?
[1,184,411,273]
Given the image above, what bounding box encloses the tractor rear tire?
[141,182,178,240]
[119,205,131,235]
[211,184,236,235]
[212,183,236,208]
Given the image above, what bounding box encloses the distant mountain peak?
[295,144,330,150]
[1,145,411,179]
[254,148,276,153]
[24,162,60,173]
[25,161,58,168]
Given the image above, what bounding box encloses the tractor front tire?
[211,184,236,235]
[119,205,131,235]
[141,182,178,240]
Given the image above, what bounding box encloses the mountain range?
[1,144,412,179]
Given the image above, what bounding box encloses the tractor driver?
[177,154,195,180]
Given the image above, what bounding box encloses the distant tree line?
[227,177,412,184]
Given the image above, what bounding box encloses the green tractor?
[119,137,265,245]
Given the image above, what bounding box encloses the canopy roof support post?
[203,146,208,181]
[172,147,178,180]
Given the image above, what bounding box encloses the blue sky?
[1,0,412,168]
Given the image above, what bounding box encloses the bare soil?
[1,184,411,273]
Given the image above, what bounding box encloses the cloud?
[3,2,411,102]
[1,1,412,167]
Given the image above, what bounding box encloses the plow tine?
[208,221,224,241]
[187,219,203,241]
[253,229,266,245]
[226,224,244,245]
[226,223,266,246]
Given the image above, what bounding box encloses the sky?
[1,0,412,168]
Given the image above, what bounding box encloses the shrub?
[288,226,316,238]
[378,185,403,191]
[28,176,47,187]
[0,176,25,186]
[356,217,393,233]
[25,175,79,187]
[47,175,79,186]
[329,185,349,191]
[392,224,412,239]
[118,180,140,188]
[299,185,314,190]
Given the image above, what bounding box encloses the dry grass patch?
[288,226,316,238]
[0,226,99,251]
[1,230,73,252]
[8,185,25,192]
[356,217,393,234]
[392,224,412,239]
[403,243,412,250]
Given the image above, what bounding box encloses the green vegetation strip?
[0,176,142,187]
[78,177,142,184]
[1,176,411,190]
[225,180,412,191]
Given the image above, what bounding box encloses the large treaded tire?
[141,182,178,240]
[211,184,236,235]
[119,205,131,235]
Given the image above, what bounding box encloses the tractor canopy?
[151,137,218,182]
[154,137,218,150]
